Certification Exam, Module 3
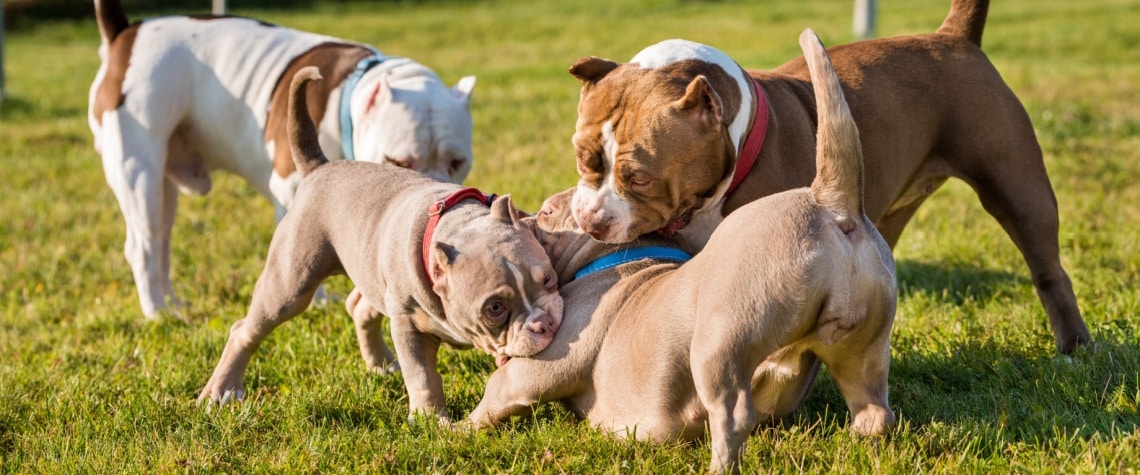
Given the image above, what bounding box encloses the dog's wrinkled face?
[568,58,739,243]
[356,74,476,184]
[429,197,563,366]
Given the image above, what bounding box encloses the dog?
[465,30,896,475]
[198,66,560,423]
[88,0,477,318]
[564,0,1089,354]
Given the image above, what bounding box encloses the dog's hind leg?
[198,223,333,405]
[821,329,895,436]
[99,111,176,318]
[750,348,821,424]
[345,287,398,374]
[691,327,763,475]
[954,138,1090,353]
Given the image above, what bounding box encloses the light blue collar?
[339,51,389,161]
[574,246,692,280]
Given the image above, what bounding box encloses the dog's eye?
[543,272,556,290]
[485,301,508,320]
[448,158,466,174]
[384,156,411,169]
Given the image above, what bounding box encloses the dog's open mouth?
[496,354,512,367]
[656,211,693,237]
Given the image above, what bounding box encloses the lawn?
[1,0,1138,473]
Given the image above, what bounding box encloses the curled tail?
[289,66,330,177]
[94,0,130,45]
[935,0,989,46]
[800,29,864,226]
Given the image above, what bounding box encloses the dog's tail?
[935,0,989,46]
[800,29,864,227]
[289,66,330,177]
[94,0,130,45]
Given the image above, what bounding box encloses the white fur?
[631,39,754,157]
[573,121,635,242]
[90,16,476,317]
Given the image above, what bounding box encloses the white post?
[854,0,876,39]
[212,0,226,15]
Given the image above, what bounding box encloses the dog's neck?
[631,39,758,211]
[534,218,687,285]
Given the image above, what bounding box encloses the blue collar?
[339,52,389,161]
[574,246,692,280]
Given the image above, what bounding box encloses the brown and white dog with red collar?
[566,0,1090,354]
[467,30,894,474]
[88,0,476,318]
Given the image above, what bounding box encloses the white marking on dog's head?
[572,121,635,241]
[631,39,754,163]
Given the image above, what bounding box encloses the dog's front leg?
[464,361,548,430]
[389,314,447,422]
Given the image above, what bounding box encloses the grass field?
[1,0,1138,472]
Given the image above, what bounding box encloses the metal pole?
[212,0,226,15]
[854,0,876,39]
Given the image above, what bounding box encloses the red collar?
[725,77,769,196]
[422,187,497,287]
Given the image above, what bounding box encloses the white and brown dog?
[87,0,476,317]
[565,0,1089,353]
[467,30,895,475]
[199,67,560,422]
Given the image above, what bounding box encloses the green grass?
[2,0,1138,472]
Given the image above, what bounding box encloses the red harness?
[422,187,497,287]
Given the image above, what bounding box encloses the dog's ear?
[672,75,724,131]
[569,57,618,84]
[490,194,522,227]
[363,74,393,115]
[430,242,459,293]
[452,76,476,107]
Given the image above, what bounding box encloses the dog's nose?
[575,214,611,240]
[526,312,558,335]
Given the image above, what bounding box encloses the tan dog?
[199,67,561,422]
[467,30,896,475]
[565,0,1088,354]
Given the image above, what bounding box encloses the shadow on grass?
[895,259,1031,305]
[0,96,37,121]
[796,337,1140,445]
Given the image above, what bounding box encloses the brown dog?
[565,0,1088,353]
[467,30,895,474]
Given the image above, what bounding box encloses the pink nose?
[526,312,558,336]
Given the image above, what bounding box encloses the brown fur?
[467,31,896,475]
[266,43,376,177]
[567,0,1089,353]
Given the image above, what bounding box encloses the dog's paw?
[367,360,401,375]
[196,386,245,408]
[850,405,896,436]
[406,409,451,427]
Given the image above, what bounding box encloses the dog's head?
[529,188,685,286]
[354,63,477,184]
[428,195,563,366]
[567,40,754,243]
